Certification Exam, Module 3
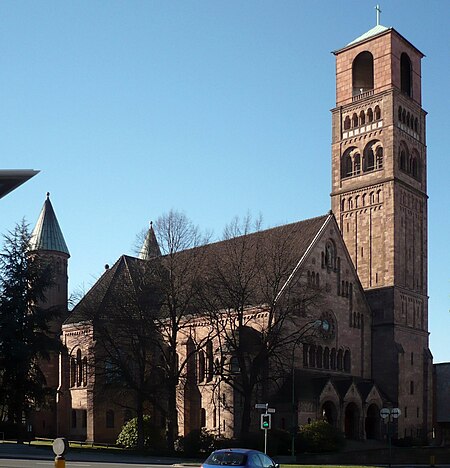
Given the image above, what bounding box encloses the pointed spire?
[29,192,70,256]
[138,221,161,260]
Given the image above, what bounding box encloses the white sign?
[380,408,390,419]
[267,408,276,413]
[391,408,401,419]
[255,403,267,409]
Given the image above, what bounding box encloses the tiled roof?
[29,193,69,256]
[65,213,331,325]
[64,255,160,324]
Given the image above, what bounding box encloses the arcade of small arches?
[321,400,382,440]
[341,140,383,179]
[302,344,351,373]
[398,105,419,135]
[343,105,381,131]
[399,140,421,181]
[341,189,383,213]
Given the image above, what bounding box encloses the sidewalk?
[0,442,199,465]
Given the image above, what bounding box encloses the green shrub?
[296,420,345,453]
[176,428,216,456]
[116,415,165,451]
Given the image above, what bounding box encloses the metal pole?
[291,349,296,460]
[264,428,267,454]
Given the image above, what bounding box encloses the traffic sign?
[255,403,267,409]
[261,413,271,430]
[267,408,276,413]
[380,408,390,419]
[391,408,401,419]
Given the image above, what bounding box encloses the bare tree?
[202,215,325,437]
[151,210,212,451]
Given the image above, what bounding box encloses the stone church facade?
[27,21,433,444]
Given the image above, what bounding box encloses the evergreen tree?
[0,220,62,432]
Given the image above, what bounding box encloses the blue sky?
[1,1,448,362]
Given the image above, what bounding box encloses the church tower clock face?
[330,18,431,437]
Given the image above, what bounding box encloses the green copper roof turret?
[29,192,70,256]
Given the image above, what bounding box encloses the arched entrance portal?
[321,401,338,427]
[365,403,381,440]
[344,402,360,439]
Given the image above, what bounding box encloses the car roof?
[212,448,261,454]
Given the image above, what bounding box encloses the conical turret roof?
[29,192,70,256]
[138,221,161,260]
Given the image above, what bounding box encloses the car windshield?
[205,452,248,466]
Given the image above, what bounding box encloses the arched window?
[341,198,346,211]
[77,349,82,387]
[341,150,354,178]
[303,343,309,367]
[354,153,361,175]
[198,351,206,383]
[344,350,351,372]
[337,349,343,370]
[367,108,373,123]
[323,347,330,369]
[309,345,316,368]
[401,52,412,97]
[363,147,374,172]
[82,357,88,386]
[363,140,380,172]
[374,105,381,120]
[330,349,337,370]
[406,112,410,128]
[106,410,115,428]
[399,141,409,172]
[411,156,419,179]
[352,113,358,128]
[230,356,240,373]
[344,116,351,130]
[376,147,383,169]
[398,106,402,122]
[359,110,366,126]
[352,51,374,96]
[206,341,214,382]
[325,240,336,269]
[316,346,323,368]
[70,357,76,387]
[200,408,206,427]
[414,118,418,133]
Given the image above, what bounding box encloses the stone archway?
[321,401,338,427]
[344,402,360,439]
[365,403,381,440]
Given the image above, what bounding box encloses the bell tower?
[330,16,432,438]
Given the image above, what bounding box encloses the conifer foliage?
[0,220,61,434]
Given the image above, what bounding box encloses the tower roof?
[29,193,70,256]
[138,221,161,260]
[346,24,390,47]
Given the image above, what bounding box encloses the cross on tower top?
[375,4,382,26]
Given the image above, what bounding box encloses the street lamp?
[290,319,329,461]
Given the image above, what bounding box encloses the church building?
[28,18,433,444]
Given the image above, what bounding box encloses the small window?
[71,409,77,428]
[401,53,412,97]
[200,408,206,427]
[106,410,115,428]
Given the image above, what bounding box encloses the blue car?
[201,449,279,468]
